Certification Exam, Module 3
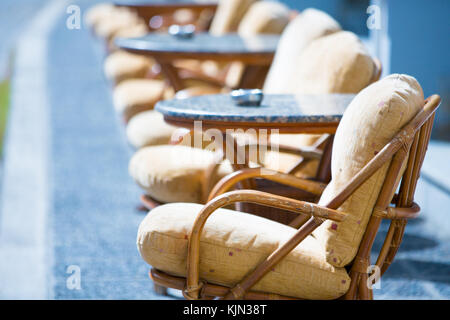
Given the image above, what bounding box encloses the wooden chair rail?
[150,269,298,300]
[208,167,326,201]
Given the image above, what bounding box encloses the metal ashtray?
[230,89,264,106]
[168,24,195,39]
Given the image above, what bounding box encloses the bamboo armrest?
[185,189,346,299]
[208,167,327,201]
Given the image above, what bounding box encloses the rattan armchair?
[143,93,440,300]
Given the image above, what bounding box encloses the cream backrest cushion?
[294,31,376,94]
[237,1,290,36]
[313,74,424,267]
[263,8,341,94]
[209,0,257,35]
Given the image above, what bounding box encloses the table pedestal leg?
[315,134,334,183]
[238,65,270,89]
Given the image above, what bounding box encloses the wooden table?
[115,33,279,91]
[114,0,218,24]
[156,93,355,179]
[156,93,355,221]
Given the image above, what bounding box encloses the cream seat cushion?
[314,74,424,267]
[137,203,350,299]
[126,110,178,149]
[104,50,153,84]
[113,79,169,122]
[129,145,233,203]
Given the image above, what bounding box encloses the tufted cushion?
[129,145,233,203]
[209,0,257,35]
[113,79,168,122]
[313,74,424,267]
[137,203,350,299]
[104,50,153,84]
[294,31,376,94]
[126,110,177,149]
[263,8,341,94]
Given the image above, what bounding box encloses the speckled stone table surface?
[116,33,279,62]
[156,94,355,133]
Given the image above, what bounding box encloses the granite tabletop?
[155,94,356,124]
[115,33,279,55]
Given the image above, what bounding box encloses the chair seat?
[126,110,178,149]
[113,79,170,122]
[137,203,350,299]
[104,50,153,84]
[129,145,233,203]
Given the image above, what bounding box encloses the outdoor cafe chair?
[136,74,440,299]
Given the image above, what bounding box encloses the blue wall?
[388,0,450,140]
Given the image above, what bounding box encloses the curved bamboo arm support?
[185,189,346,299]
[208,168,327,201]
[373,202,420,220]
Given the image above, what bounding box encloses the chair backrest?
[237,1,290,36]
[343,93,439,299]
[313,74,426,268]
[209,0,258,35]
[263,8,341,94]
[292,31,377,94]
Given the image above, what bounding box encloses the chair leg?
[154,283,168,296]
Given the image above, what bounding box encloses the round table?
[156,93,355,182]
[115,33,279,90]
[156,93,354,134]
